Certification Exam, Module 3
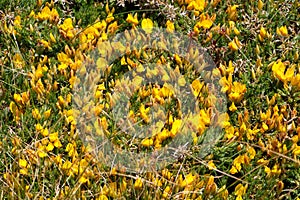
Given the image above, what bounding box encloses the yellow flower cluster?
[186,0,206,15]
[193,13,216,35]
[3,0,300,199]
[230,146,256,174]
[59,18,75,39]
[271,59,298,89]
[35,5,59,22]
[219,61,247,103]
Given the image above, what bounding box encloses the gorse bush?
[0,0,299,199]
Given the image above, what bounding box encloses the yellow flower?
[36,6,59,22]
[233,27,240,35]
[229,20,235,29]
[226,60,235,74]
[94,20,107,30]
[197,120,207,135]
[141,18,153,34]
[229,102,237,112]
[141,138,153,147]
[225,125,235,139]
[107,21,118,34]
[178,76,186,86]
[284,66,294,82]
[33,65,44,80]
[260,109,271,121]
[84,26,100,39]
[228,81,247,103]
[229,165,239,174]
[219,74,233,93]
[205,175,217,194]
[32,108,41,120]
[37,144,47,158]
[62,160,72,170]
[94,104,104,116]
[79,175,89,184]
[126,57,136,68]
[139,104,150,123]
[291,74,300,89]
[294,50,299,61]
[174,54,182,65]
[193,26,200,36]
[59,18,73,31]
[180,173,196,187]
[191,79,204,97]
[258,0,264,10]
[166,20,175,33]
[265,164,281,177]
[19,159,27,168]
[207,160,216,170]
[257,158,268,165]
[20,168,28,175]
[261,122,268,132]
[160,84,174,98]
[157,129,170,142]
[240,122,247,134]
[272,60,295,85]
[134,177,143,189]
[58,63,68,72]
[246,128,259,140]
[43,109,51,119]
[276,26,288,37]
[36,6,51,20]
[97,195,108,200]
[230,155,245,174]
[120,56,127,66]
[46,142,54,152]
[136,63,145,73]
[187,0,206,12]
[48,33,56,44]
[291,135,299,143]
[21,92,30,105]
[234,184,247,200]
[14,15,21,27]
[227,5,239,20]
[66,30,74,39]
[259,26,268,41]
[57,52,72,64]
[162,186,171,198]
[247,146,256,159]
[65,142,77,157]
[41,128,49,137]
[29,10,35,18]
[13,53,24,68]
[54,139,63,148]
[13,93,22,105]
[126,13,138,26]
[200,109,210,125]
[106,13,114,23]
[195,13,214,29]
[292,144,300,157]
[49,8,59,22]
[170,119,182,137]
[57,96,66,109]
[36,123,43,132]
[228,40,238,51]
[198,19,213,29]
[228,37,242,51]
[49,132,58,142]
